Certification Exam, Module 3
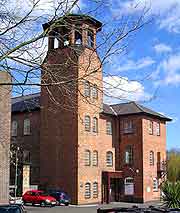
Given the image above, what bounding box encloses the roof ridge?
[12,92,40,99]
[132,101,144,112]
[110,102,131,107]
[109,106,117,116]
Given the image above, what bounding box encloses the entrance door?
[110,178,122,202]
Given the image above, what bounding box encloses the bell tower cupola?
[43,14,102,50]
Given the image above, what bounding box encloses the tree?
[0,0,151,104]
[167,149,180,182]
[161,149,180,208]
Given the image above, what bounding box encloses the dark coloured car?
[0,205,26,213]
[47,190,70,206]
[22,190,56,207]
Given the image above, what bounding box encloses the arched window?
[84,150,91,166]
[92,84,98,99]
[106,151,113,167]
[92,117,98,133]
[24,118,30,135]
[84,182,91,199]
[124,177,134,195]
[150,151,154,166]
[92,151,98,166]
[125,145,133,164]
[11,120,18,137]
[84,115,91,131]
[93,182,98,198]
[84,81,90,97]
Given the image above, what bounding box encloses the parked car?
[9,195,24,206]
[47,190,70,206]
[0,205,26,213]
[22,190,56,207]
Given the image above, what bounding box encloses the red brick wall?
[40,48,79,204]
[77,48,115,204]
[118,115,143,202]
[142,116,166,202]
[11,110,40,186]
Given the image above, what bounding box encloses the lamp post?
[14,146,20,198]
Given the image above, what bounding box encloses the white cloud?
[154,53,180,85]
[103,76,151,103]
[114,57,155,72]
[154,43,172,54]
[7,0,84,16]
[110,0,180,33]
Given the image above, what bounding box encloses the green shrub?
[161,181,180,208]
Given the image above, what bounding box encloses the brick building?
[0,72,11,204]
[11,14,171,204]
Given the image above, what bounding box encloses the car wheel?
[65,203,69,206]
[40,201,46,207]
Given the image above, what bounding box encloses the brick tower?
[40,14,114,204]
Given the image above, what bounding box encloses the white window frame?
[84,80,90,97]
[24,118,30,135]
[125,146,133,164]
[150,151,154,166]
[124,177,134,195]
[84,115,91,132]
[92,151,98,166]
[84,182,91,199]
[106,121,112,135]
[123,120,133,134]
[156,122,160,136]
[149,120,153,135]
[92,84,98,99]
[11,120,18,137]
[93,182,98,198]
[106,151,113,167]
[84,150,91,166]
[92,117,98,133]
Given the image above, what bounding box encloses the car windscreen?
[0,206,21,213]
[37,192,49,196]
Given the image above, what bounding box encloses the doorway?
[102,171,123,203]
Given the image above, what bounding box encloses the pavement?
[24,201,163,213]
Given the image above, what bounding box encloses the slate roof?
[103,102,172,121]
[11,93,171,121]
[12,93,40,113]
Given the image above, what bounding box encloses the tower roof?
[42,14,102,32]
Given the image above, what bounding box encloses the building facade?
[11,14,171,204]
[0,72,11,204]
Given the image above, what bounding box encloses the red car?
[22,190,56,207]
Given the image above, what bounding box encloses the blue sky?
[8,0,180,150]
[80,0,180,150]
